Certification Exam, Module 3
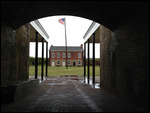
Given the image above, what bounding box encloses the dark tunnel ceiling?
[1,1,148,31]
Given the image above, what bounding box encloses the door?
[52,61,55,66]
[62,61,65,66]
[73,61,76,66]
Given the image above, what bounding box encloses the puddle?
[29,76,100,88]
[47,83,66,85]
[81,77,100,89]
[60,75,83,81]
[47,78,57,81]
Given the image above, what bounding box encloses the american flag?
[58,18,65,25]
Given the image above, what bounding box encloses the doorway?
[62,61,65,66]
[52,61,55,66]
[73,61,76,66]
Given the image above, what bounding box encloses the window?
[52,52,55,58]
[57,60,60,65]
[78,60,81,65]
[68,60,71,65]
[78,53,81,58]
[57,52,60,58]
[68,53,71,58]
[63,53,65,58]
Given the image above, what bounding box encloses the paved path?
[1,76,147,112]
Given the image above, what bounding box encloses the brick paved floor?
[1,76,147,112]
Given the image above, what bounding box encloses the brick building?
[49,44,83,67]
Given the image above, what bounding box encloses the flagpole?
[64,17,68,69]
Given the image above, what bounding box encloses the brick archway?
[1,1,149,110]
[1,1,145,31]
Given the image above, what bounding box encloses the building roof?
[30,20,49,42]
[50,46,83,52]
[83,21,100,43]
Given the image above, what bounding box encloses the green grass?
[29,65,100,77]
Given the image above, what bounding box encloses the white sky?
[29,15,100,58]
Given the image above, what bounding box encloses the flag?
[58,18,65,25]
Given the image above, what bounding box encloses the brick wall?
[100,25,113,91]
[1,22,16,87]
[1,21,30,87]
[49,51,83,66]
[15,24,30,82]
[100,10,149,109]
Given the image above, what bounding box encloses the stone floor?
[1,76,148,112]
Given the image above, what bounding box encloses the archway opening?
[29,15,101,88]
[1,1,148,111]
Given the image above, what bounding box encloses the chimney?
[49,45,53,51]
[80,44,83,48]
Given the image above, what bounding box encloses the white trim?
[57,60,60,65]
[62,61,65,66]
[57,52,60,58]
[83,21,100,42]
[78,53,81,58]
[68,53,71,58]
[63,52,65,58]
[52,52,55,58]
[78,60,81,65]
[30,20,49,42]
[68,60,71,65]
[52,61,55,66]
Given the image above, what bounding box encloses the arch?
[1,1,149,110]
[1,1,145,31]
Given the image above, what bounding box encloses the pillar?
[88,39,90,84]
[41,38,44,80]
[92,33,95,87]
[84,42,86,83]
[35,31,38,79]
[46,42,48,77]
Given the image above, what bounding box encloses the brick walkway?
[1,76,147,112]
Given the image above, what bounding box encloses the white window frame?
[52,52,55,58]
[57,60,60,65]
[63,52,65,58]
[57,52,60,58]
[68,53,71,58]
[78,53,81,58]
[68,60,71,65]
[78,60,81,65]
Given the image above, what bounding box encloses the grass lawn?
[29,65,100,77]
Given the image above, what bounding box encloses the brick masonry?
[100,25,112,92]
[100,10,149,109]
[49,47,83,67]
[1,21,30,87]
[1,77,147,112]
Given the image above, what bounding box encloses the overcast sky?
[29,15,100,58]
